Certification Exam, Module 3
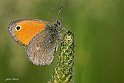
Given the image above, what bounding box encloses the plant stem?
[49,31,74,83]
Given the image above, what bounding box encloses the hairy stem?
[49,31,74,83]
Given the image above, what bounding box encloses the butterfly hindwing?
[26,21,62,65]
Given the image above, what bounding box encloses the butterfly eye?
[15,25,21,31]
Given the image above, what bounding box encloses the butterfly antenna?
[56,7,63,20]
[56,7,68,33]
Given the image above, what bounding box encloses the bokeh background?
[0,0,124,83]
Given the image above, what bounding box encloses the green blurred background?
[0,0,124,83]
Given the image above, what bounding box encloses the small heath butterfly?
[8,19,62,65]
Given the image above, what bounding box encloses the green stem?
[49,31,74,83]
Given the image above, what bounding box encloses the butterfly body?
[8,19,62,65]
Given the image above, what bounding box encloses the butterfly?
[8,19,62,65]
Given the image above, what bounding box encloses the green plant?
[49,31,74,83]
